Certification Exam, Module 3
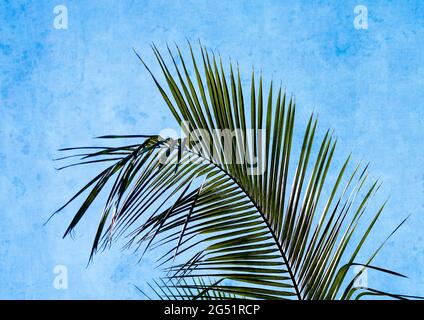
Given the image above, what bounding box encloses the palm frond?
[54,43,418,300]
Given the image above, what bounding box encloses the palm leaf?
[54,42,419,300]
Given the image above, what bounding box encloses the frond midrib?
[175,145,303,299]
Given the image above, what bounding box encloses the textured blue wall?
[1,0,423,299]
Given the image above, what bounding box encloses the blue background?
[1,0,423,299]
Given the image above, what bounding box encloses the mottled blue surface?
[1,0,423,299]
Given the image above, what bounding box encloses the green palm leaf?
[53,43,419,300]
